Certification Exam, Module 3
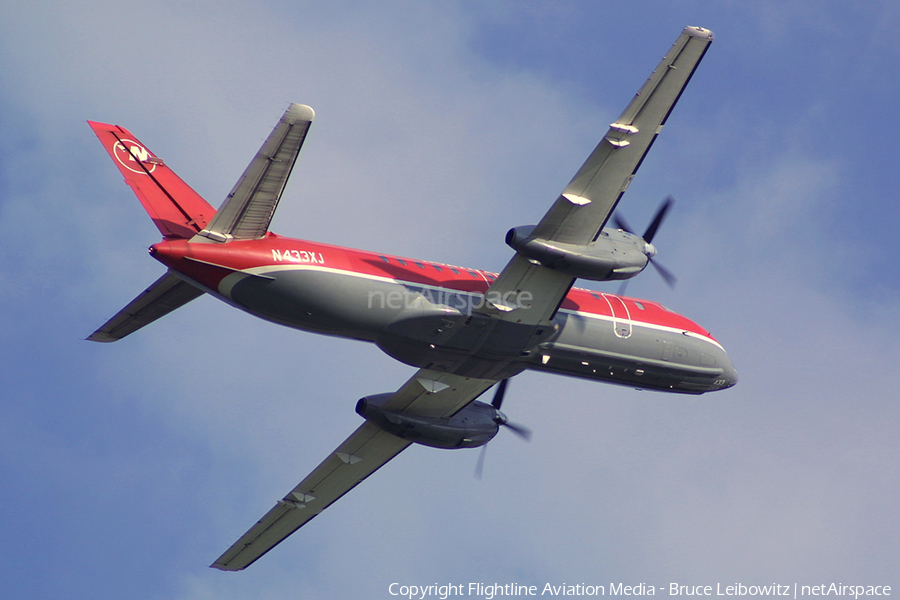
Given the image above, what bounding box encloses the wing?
[211,369,495,571]
[211,422,410,572]
[87,270,204,342]
[480,26,714,325]
[197,104,315,242]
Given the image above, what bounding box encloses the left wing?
[480,26,714,326]
[211,369,495,571]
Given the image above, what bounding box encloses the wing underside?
[211,422,410,571]
[534,26,714,245]
[211,369,495,571]
[480,26,714,326]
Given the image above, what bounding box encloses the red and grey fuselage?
[151,234,737,394]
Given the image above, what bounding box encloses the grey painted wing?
[210,422,410,571]
[480,26,714,326]
[532,26,714,245]
[210,370,495,571]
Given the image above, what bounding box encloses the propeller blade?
[613,195,678,290]
[491,378,509,409]
[502,421,532,442]
[474,445,488,480]
[650,258,677,289]
[642,196,673,243]
[613,214,635,235]
[476,378,531,479]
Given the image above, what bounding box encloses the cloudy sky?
[2,1,898,598]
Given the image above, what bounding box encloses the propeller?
[475,379,531,480]
[490,379,532,440]
[613,195,677,295]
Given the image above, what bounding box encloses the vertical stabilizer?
[88,121,216,239]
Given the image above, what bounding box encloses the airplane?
[87,26,735,571]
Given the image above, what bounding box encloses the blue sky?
[1,1,898,598]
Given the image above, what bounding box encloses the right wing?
[197,103,315,242]
[530,27,714,245]
[479,26,714,326]
[211,369,495,571]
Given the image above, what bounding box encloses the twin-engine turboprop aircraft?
[88,26,735,571]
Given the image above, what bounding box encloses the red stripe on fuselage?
[150,234,716,340]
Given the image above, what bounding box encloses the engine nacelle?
[356,393,502,449]
[506,225,650,282]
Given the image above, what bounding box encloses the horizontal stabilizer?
[87,271,204,342]
[198,104,315,242]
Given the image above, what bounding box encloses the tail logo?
[112,139,159,174]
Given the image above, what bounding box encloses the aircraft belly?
[375,312,538,380]
[225,269,410,340]
[221,268,730,392]
[530,312,729,393]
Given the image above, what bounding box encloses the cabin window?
[467,270,478,278]
[397,258,407,266]
[634,301,645,310]
[414,262,425,269]
[590,293,600,300]
[378,255,389,263]
[432,264,442,272]
[450,267,460,275]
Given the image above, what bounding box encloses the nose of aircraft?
[718,348,739,389]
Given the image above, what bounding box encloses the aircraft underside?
[218,266,735,394]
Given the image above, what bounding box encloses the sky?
[1,1,899,598]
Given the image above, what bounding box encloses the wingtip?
[286,103,315,122]
[684,26,714,41]
[86,332,115,343]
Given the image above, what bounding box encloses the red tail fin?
[89,121,215,239]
